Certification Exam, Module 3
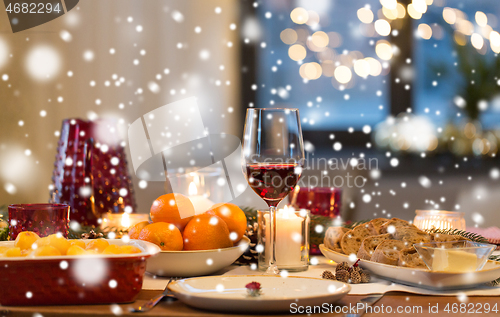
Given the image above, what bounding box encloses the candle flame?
[121,213,131,228]
[188,182,198,196]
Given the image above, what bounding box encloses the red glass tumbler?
[8,204,70,240]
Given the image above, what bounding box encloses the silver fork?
[130,277,180,313]
[345,293,384,317]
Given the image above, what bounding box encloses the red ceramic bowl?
[0,239,160,306]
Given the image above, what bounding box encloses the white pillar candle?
[188,182,215,214]
[264,206,303,266]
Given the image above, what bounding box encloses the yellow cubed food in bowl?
[67,245,88,256]
[44,234,71,255]
[69,240,86,249]
[86,239,109,253]
[32,245,61,257]
[14,231,40,250]
[102,245,121,254]
[0,246,10,256]
[5,247,22,257]
[120,245,142,254]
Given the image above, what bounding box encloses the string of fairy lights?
[280,0,500,88]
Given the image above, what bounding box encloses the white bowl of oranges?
[128,193,250,277]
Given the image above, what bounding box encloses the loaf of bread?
[340,223,378,256]
[357,234,392,260]
[324,227,349,253]
[398,247,427,269]
[370,240,406,265]
[379,218,416,234]
[392,226,432,245]
[369,218,389,234]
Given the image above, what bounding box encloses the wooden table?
[3,290,499,317]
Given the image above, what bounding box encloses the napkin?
[467,227,500,245]
[142,256,500,296]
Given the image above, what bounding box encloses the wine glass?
[242,108,305,274]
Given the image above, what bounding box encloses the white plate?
[320,244,500,289]
[168,275,350,313]
[146,237,250,277]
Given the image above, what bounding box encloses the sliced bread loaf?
[324,227,349,253]
[398,247,427,269]
[369,218,390,234]
[357,233,392,260]
[370,240,406,265]
[340,223,378,256]
[379,218,416,234]
[392,226,432,245]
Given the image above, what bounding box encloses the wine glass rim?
[9,203,69,210]
[246,108,299,111]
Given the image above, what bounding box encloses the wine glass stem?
[266,205,280,275]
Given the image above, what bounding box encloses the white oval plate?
[146,237,250,277]
[320,244,500,289]
[168,275,350,313]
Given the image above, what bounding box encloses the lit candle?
[413,210,466,231]
[188,182,215,215]
[264,206,304,266]
[101,212,149,231]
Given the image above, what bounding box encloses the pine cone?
[335,269,349,283]
[336,262,350,273]
[81,230,104,239]
[321,270,336,280]
[360,270,371,283]
[351,266,362,273]
[235,223,259,265]
[350,270,362,284]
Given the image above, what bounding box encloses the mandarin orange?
[128,221,151,239]
[150,193,195,231]
[206,203,247,243]
[138,222,183,251]
[182,214,233,251]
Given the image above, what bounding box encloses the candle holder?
[257,207,309,272]
[413,210,466,231]
[101,212,150,233]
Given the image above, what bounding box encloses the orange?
[138,222,183,251]
[86,239,109,253]
[14,231,40,250]
[128,221,150,239]
[182,214,233,251]
[206,203,247,243]
[150,193,195,231]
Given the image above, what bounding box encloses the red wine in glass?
[242,108,305,274]
[246,163,299,206]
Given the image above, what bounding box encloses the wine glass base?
[265,264,280,275]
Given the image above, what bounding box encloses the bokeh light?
[407,4,422,19]
[475,11,488,27]
[25,45,61,81]
[311,31,329,48]
[334,65,352,84]
[471,33,484,50]
[354,59,370,78]
[357,7,374,24]
[280,28,298,45]
[375,40,393,60]
[290,7,309,24]
[365,57,382,76]
[374,19,391,36]
[380,0,397,10]
[412,0,427,14]
[288,44,307,61]
[417,23,432,40]
[443,7,456,24]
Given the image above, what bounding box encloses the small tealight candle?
[188,182,215,214]
[101,212,150,232]
[258,206,309,272]
[413,210,466,231]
